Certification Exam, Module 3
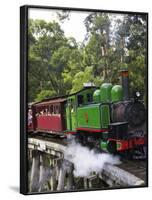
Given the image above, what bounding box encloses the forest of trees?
[28,12,147,103]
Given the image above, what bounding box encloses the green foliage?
[35,90,57,102]
[71,66,94,93]
[28,14,147,103]
[84,13,111,81]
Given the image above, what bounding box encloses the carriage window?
[58,105,61,113]
[56,105,59,114]
[87,93,93,102]
[44,108,48,115]
[50,105,53,114]
[77,95,84,106]
[40,108,44,115]
[54,105,60,114]
[53,106,56,114]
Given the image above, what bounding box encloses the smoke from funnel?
[65,141,121,177]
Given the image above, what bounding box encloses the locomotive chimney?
[120,69,129,100]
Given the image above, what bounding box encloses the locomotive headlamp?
[136,91,141,97]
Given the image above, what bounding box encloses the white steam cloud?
[65,141,121,177]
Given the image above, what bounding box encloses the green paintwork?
[66,103,71,130]
[100,140,108,151]
[66,95,77,131]
[101,105,110,128]
[111,85,123,102]
[65,87,97,131]
[77,103,110,129]
[116,142,121,150]
[100,83,112,102]
[77,104,101,129]
[93,89,101,103]
[76,88,96,105]
[65,86,111,132]
[100,140,117,153]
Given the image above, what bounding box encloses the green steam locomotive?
[28,69,146,156]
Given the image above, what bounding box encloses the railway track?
[118,160,147,182]
[28,135,147,193]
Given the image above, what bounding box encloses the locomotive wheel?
[76,132,100,148]
[75,132,87,146]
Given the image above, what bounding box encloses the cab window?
[77,95,84,106]
[87,93,93,103]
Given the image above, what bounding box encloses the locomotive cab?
[65,86,97,133]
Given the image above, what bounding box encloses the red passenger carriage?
[28,98,67,134]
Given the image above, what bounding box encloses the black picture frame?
[20,5,148,195]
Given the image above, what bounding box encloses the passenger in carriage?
[46,108,49,115]
[35,108,39,117]
[28,109,32,125]
[43,109,47,115]
[47,109,51,116]
[40,110,44,115]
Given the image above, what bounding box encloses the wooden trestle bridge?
[28,135,147,193]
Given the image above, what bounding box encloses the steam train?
[28,69,146,156]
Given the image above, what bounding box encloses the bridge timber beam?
[28,137,145,190]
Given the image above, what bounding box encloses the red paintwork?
[116,140,130,151]
[28,123,33,132]
[76,127,107,133]
[133,137,145,147]
[66,131,77,134]
[108,137,145,151]
[36,115,63,132]
[29,97,67,133]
